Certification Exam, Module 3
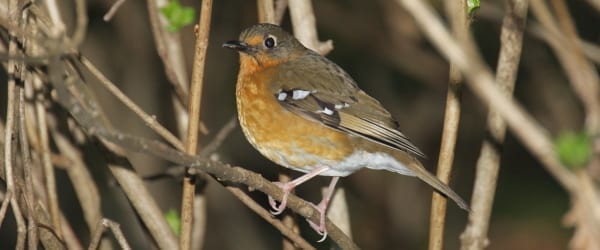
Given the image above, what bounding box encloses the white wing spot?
[317,107,334,115]
[277,92,287,101]
[334,102,350,109]
[292,90,311,100]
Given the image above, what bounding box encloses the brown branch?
[583,0,600,12]
[102,146,179,249]
[180,0,213,249]
[288,0,333,54]
[274,0,289,25]
[0,191,13,227]
[428,1,468,249]
[35,75,62,239]
[198,115,237,158]
[5,28,26,248]
[51,131,103,241]
[94,128,359,249]
[79,56,185,150]
[227,186,315,250]
[71,0,87,49]
[52,64,179,249]
[18,85,38,250]
[88,218,131,250]
[477,3,600,66]
[396,0,577,192]
[460,0,528,249]
[103,0,127,21]
[530,0,600,132]
[257,0,276,24]
[50,68,358,248]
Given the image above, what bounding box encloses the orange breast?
[236,68,354,171]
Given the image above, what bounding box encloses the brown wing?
[272,54,426,158]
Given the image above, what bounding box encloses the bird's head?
[223,23,305,71]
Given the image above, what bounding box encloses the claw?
[307,212,328,242]
[268,191,289,215]
[305,177,340,242]
[267,182,291,215]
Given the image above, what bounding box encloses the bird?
[223,23,468,239]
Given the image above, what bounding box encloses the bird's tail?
[402,160,470,211]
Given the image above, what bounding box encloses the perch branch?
[429,1,468,249]
[460,0,528,249]
[180,0,213,249]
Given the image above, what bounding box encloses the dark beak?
[222,40,248,52]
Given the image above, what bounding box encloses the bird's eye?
[264,36,276,48]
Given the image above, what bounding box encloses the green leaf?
[467,0,480,15]
[555,131,592,170]
[165,209,181,236]
[160,0,196,32]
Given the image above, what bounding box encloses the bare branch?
[79,57,185,150]
[103,0,127,21]
[396,0,577,192]
[89,218,131,250]
[180,0,213,249]
[257,0,276,24]
[227,186,316,250]
[146,0,190,108]
[288,0,333,54]
[428,1,468,249]
[461,0,528,249]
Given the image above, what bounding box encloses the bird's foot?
[268,181,292,215]
[306,176,339,242]
[307,200,328,242]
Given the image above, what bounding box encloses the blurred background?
[1,0,599,249]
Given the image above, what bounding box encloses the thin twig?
[103,0,127,21]
[396,0,577,192]
[5,27,27,248]
[477,3,600,64]
[88,218,131,250]
[146,0,190,108]
[36,72,62,239]
[50,69,358,247]
[52,131,103,238]
[288,0,333,54]
[91,127,359,249]
[19,86,38,250]
[460,0,528,249]
[530,0,600,132]
[257,0,276,24]
[227,186,315,250]
[198,115,237,158]
[103,148,178,249]
[0,191,13,228]
[180,0,213,249]
[428,1,468,249]
[71,0,88,49]
[274,0,289,25]
[79,56,185,151]
[44,0,66,36]
[53,62,179,249]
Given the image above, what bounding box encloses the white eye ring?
[264,34,277,48]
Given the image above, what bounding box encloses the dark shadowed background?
[2,0,599,249]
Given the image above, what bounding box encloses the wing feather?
[272,57,425,158]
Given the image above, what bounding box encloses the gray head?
[223,23,306,64]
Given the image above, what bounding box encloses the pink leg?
[308,176,340,242]
[268,166,330,215]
